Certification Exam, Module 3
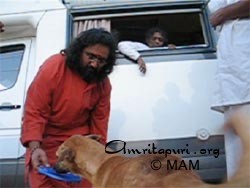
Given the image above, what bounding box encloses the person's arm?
[118,41,147,61]
[29,141,49,169]
[89,78,112,144]
[118,41,148,74]
[210,0,250,27]
[20,55,59,169]
[136,57,146,74]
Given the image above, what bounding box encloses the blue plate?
[38,166,82,183]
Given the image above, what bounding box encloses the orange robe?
[20,54,111,187]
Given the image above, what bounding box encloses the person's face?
[80,44,109,83]
[147,32,164,47]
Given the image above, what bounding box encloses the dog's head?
[55,134,102,176]
[54,144,77,173]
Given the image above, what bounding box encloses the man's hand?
[31,148,50,170]
[210,8,226,27]
[137,57,146,74]
[210,0,250,27]
[29,141,49,170]
[168,44,176,49]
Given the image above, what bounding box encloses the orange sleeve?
[90,78,112,144]
[20,55,60,147]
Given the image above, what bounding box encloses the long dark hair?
[61,28,117,82]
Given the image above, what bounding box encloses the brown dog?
[55,135,202,187]
[55,109,250,187]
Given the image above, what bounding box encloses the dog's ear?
[86,134,102,141]
[62,148,76,162]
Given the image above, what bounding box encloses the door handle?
[0,104,21,110]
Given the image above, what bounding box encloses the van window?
[71,3,213,53]
[0,45,25,91]
[73,12,205,44]
[111,13,205,46]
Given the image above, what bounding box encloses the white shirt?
[118,41,149,61]
[209,0,250,112]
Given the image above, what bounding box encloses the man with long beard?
[20,28,117,188]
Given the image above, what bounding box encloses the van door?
[0,38,32,157]
[0,38,32,187]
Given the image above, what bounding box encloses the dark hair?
[61,28,117,82]
[145,27,168,44]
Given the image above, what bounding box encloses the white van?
[0,0,226,187]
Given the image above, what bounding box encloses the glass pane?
[111,12,205,46]
[0,45,25,91]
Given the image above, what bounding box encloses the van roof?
[0,0,65,15]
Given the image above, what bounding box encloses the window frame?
[0,44,25,91]
[67,1,215,58]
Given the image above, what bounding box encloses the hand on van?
[168,44,176,49]
[137,57,147,74]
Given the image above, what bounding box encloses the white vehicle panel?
[0,39,31,129]
[0,39,32,159]
[108,59,224,141]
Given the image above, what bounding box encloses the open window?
[68,0,214,55]
[111,12,206,46]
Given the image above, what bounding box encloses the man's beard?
[79,64,99,83]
